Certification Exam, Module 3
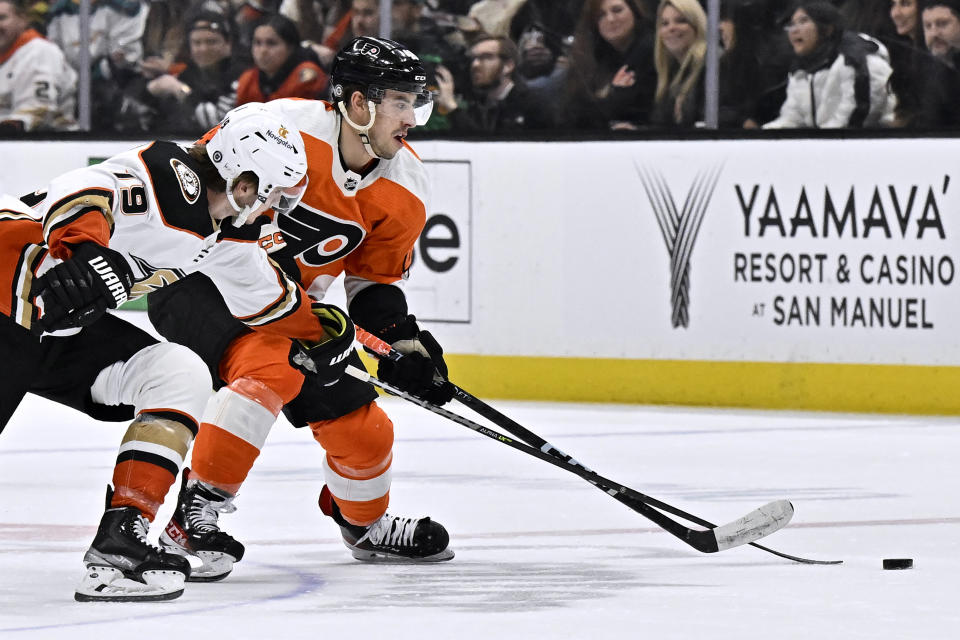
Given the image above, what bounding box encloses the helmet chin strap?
[338,101,382,159]
[225,176,260,227]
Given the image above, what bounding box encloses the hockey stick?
[352,328,842,565]
[345,364,792,554]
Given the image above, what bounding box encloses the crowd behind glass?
[0,0,957,136]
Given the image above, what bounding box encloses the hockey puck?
[882,558,913,570]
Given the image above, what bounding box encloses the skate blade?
[74,565,186,602]
[350,547,455,564]
[185,551,237,582]
[160,533,238,582]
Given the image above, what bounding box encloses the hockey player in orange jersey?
[148,37,456,574]
[0,104,357,601]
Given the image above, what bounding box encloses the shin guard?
[310,402,394,526]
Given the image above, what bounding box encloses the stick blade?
[712,500,794,551]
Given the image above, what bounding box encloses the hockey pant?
[192,330,394,526]
[0,312,209,520]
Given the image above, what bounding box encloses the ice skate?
[159,468,245,582]
[319,485,454,563]
[75,488,191,602]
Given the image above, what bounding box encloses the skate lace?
[187,491,237,534]
[131,514,164,554]
[366,514,418,548]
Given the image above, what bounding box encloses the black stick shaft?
[352,329,841,565]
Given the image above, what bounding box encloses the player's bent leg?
[77,343,209,602]
[312,402,453,563]
[160,377,283,581]
[161,332,302,581]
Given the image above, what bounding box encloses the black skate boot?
[159,468,245,582]
[75,487,191,602]
[319,485,454,562]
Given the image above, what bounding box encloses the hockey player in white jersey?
[0,103,356,601]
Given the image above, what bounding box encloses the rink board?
[3,136,960,414]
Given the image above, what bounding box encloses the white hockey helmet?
[206,102,309,225]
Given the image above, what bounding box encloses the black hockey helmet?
[331,36,430,105]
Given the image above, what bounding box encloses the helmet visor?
[273,177,308,216]
[376,90,434,126]
[238,179,307,225]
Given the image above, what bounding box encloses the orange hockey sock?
[190,422,262,495]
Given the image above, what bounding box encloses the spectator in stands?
[517,23,569,106]
[141,0,238,75]
[718,0,790,128]
[281,0,350,45]
[840,0,897,43]
[393,0,449,52]
[884,0,960,127]
[236,14,328,105]
[922,0,960,62]
[234,0,282,55]
[649,0,706,127]
[351,0,379,36]
[0,0,77,132]
[305,0,382,70]
[141,0,192,75]
[435,34,554,131]
[47,0,148,130]
[123,12,243,133]
[764,1,896,128]
[565,0,656,130]
[467,0,528,37]
[47,0,147,72]
[890,0,923,43]
[509,0,584,45]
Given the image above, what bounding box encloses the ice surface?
[2,392,957,639]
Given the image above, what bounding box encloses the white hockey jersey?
[0,29,77,131]
[0,141,318,339]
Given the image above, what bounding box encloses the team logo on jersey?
[170,158,201,204]
[127,254,187,299]
[636,163,722,329]
[344,177,358,192]
[276,204,365,267]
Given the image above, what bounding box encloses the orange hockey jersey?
[253,99,430,305]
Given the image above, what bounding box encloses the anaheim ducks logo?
[170,158,201,204]
[127,254,187,299]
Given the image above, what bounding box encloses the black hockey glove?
[378,328,455,406]
[30,242,134,334]
[289,303,356,385]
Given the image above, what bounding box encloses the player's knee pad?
[310,401,395,468]
[219,331,304,404]
[201,377,284,449]
[91,342,212,424]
